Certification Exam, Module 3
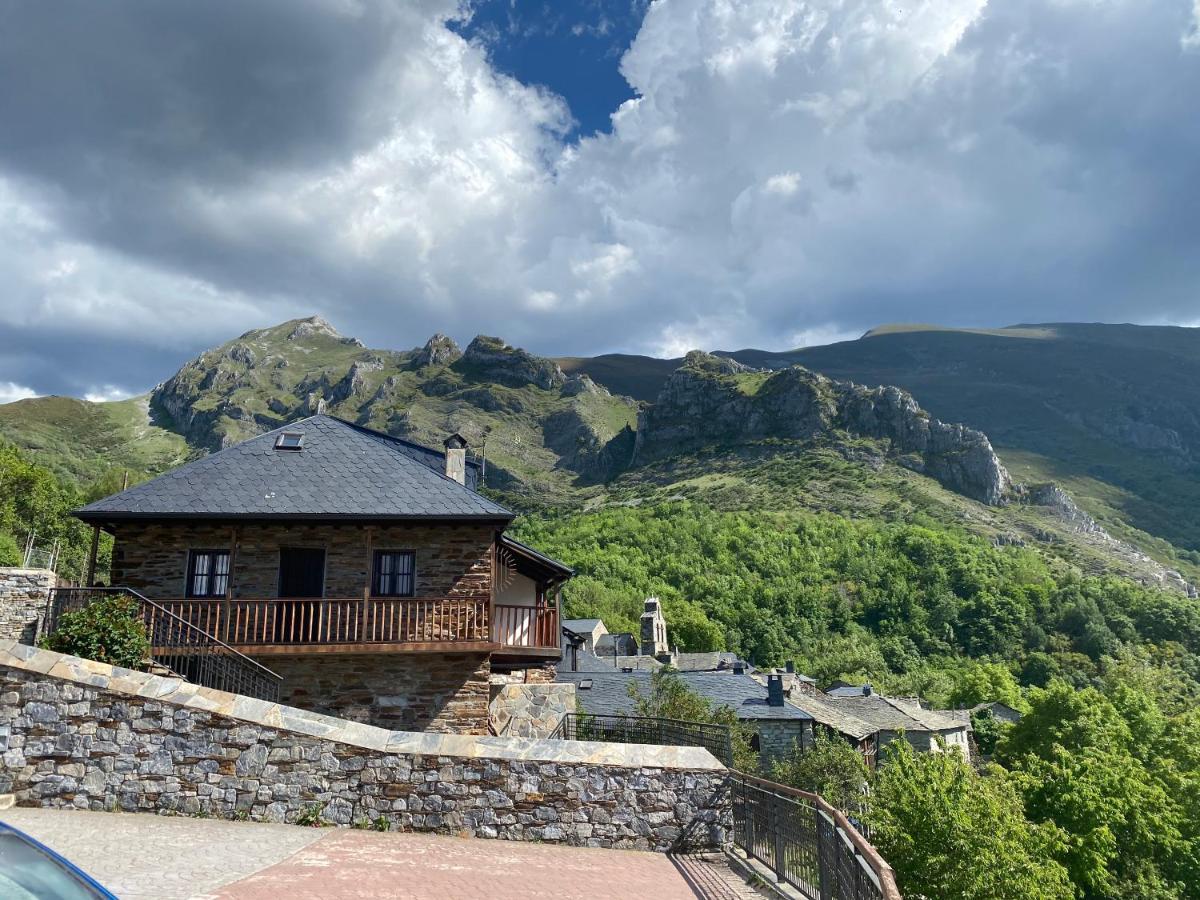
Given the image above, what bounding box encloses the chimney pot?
[862,684,872,696]
[785,660,795,674]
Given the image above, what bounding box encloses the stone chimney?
[767,674,785,707]
[444,433,468,485]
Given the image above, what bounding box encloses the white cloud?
[0,382,38,404]
[1,0,1199,397]
[83,386,134,403]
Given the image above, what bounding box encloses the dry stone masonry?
[0,568,55,645]
[0,642,729,852]
[488,684,574,738]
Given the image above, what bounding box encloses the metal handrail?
[553,712,734,767]
[45,587,282,702]
[730,770,901,900]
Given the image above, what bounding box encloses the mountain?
[560,323,1200,576]
[0,316,1195,594]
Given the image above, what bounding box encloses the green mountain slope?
[0,394,192,489]
[561,323,1200,578]
[1,317,1195,593]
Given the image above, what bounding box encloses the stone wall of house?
[269,652,491,734]
[0,568,55,644]
[754,720,812,765]
[489,684,574,738]
[877,728,969,758]
[110,522,495,601]
[0,642,730,852]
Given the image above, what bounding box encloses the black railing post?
[816,809,833,900]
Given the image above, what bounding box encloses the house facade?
[74,415,571,735]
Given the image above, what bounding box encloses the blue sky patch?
[452,0,648,137]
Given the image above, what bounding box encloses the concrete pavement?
[2,807,762,900]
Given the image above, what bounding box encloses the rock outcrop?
[414,334,462,368]
[461,336,566,391]
[634,352,1012,505]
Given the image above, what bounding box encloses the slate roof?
[673,652,745,672]
[76,415,513,522]
[562,618,605,635]
[824,695,966,733]
[557,670,812,721]
[784,692,878,741]
[825,684,873,698]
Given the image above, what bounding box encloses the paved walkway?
[2,808,764,900]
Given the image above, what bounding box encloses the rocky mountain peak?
[415,334,462,367]
[462,336,566,391]
[636,358,1012,505]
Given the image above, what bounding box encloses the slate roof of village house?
[784,692,879,741]
[825,695,965,733]
[557,669,813,721]
[75,415,513,522]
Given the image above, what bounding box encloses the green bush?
[770,729,869,814]
[40,593,150,669]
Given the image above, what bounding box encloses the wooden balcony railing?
[153,597,490,649]
[492,603,559,649]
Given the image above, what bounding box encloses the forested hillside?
[4,317,1200,897]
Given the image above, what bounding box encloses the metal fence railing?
[730,771,901,900]
[553,713,734,766]
[46,587,282,703]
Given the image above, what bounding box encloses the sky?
[1,0,1199,402]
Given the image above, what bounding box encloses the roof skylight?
[274,432,304,451]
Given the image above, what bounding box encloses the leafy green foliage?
[868,741,1074,900]
[770,729,869,814]
[997,681,1197,899]
[0,442,110,581]
[515,502,1199,697]
[627,668,757,771]
[40,594,150,670]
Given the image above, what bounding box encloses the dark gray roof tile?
[76,415,512,522]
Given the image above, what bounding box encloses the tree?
[770,728,868,814]
[628,667,757,770]
[868,741,1073,900]
[948,661,1028,712]
[996,681,1199,898]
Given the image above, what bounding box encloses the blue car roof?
[0,820,118,899]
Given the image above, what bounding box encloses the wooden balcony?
[148,597,559,657]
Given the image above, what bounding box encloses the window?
[187,550,230,598]
[372,550,415,597]
[274,431,304,451]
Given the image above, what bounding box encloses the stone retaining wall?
[489,683,574,738]
[0,569,55,644]
[0,641,729,852]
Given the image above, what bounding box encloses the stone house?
[72,415,572,736]
[825,689,970,758]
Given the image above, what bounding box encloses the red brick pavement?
[211,830,747,900]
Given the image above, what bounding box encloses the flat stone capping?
[0,641,724,771]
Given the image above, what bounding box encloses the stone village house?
[71,415,573,735]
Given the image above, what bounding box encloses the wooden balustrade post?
[86,525,100,586]
[223,526,238,644]
[362,526,373,643]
